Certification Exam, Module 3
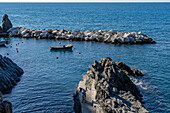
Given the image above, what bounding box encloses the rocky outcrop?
[115,62,144,77]
[0,92,12,113]
[1,14,12,33]
[7,27,156,44]
[0,55,23,94]
[73,91,81,113]
[74,57,148,113]
[0,26,2,33]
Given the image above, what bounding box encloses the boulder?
[108,29,116,34]
[84,30,91,35]
[2,14,12,32]
[23,33,30,38]
[122,37,130,43]
[7,27,22,37]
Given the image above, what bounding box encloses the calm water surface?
[0,3,170,113]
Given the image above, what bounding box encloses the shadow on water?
[50,49,73,53]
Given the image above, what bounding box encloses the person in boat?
[81,88,87,103]
[59,42,62,46]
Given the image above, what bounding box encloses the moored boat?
[50,44,73,50]
[0,41,6,46]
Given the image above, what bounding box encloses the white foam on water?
[130,77,148,90]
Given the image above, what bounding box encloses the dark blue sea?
[0,3,170,113]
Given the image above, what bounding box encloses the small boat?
[50,44,73,50]
[0,41,6,46]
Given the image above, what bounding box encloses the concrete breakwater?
[74,57,148,113]
[7,27,156,44]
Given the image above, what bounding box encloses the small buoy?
[18,43,19,45]
[17,50,19,53]
[16,44,17,46]
[10,46,12,48]
[4,56,6,58]
[78,52,81,54]
[7,53,9,55]
[16,48,18,50]
[22,42,23,43]
[56,57,59,59]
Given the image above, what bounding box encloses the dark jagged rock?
[0,92,12,113]
[74,57,148,113]
[2,14,12,33]
[115,62,144,76]
[0,55,23,94]
[0,26,2,33]
[73,91,81,113]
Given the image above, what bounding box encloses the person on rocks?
[81,88,87,103]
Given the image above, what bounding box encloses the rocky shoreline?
[0,55,24,94]
[0,55,23,113]
[0,92,12,113]
[74,57,148,113]
[0,14,156,44]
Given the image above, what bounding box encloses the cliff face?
[0,55,23,94]
[74,57,148,113]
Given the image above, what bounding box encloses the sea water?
[0,3,170,113]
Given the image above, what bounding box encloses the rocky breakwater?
[74,57,148,113]
[8,27,156,44]
[0,14,12,36]
[0,55,23,112]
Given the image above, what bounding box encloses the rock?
[84,30,91,35]
[131,69,144,76]
[138,32,142,35]
[67,34,74,39]
[52,30,58,35]
[108,29,116,34]
[122,37,130,43]
[2,14,12,32]
[74,57,148,113]
[7,27,21,37]
[60,29,65,33]
[73,91,81,113]
[0,55,24,94]
[116,62,144,77]
[3,100,12,113]
[117,37,123,43]
[0,92,12,113]
[0,26,2,33]
[23,33,30,38]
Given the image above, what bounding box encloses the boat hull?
[50,44,73,50]
[0,41,6,46]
